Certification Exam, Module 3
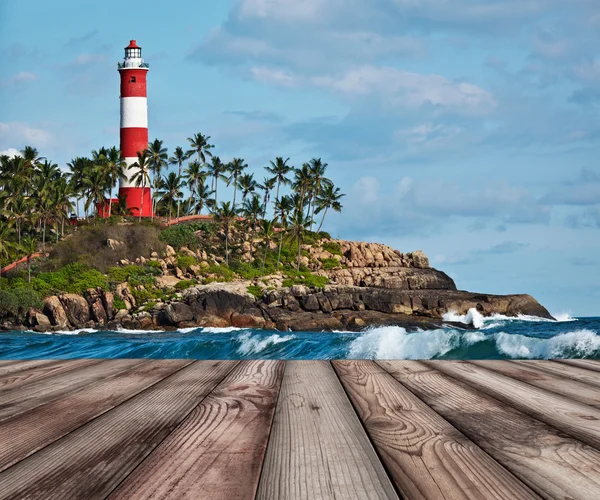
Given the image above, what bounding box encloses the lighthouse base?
[118,187,153,217]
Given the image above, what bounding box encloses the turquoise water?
[0,314,598,360]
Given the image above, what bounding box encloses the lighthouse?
[117,40,152,216]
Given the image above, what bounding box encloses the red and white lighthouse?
[118,40,152,216]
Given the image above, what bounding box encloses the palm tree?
[103,147,127,218]
[67,156,90,218]
[242,194,264,260]
[158,172,183,221]
[0,221,17,260]
[292,163,313,216]
[213,201,238,266]
[147,139,169,220]
[130,151,152,221]
[237,173,257,204]
[193,182,214,215]
[187,133,214,164]
[315,184,345,233]
[206,156,227,205]
[227,158,247,211]
[308,158,332,231]
[258,176,276,216]
[289,209,312,270]
[273,195,294,271]
[183,160,207,213]
[52,176,74,238]
[266,157,293,212]
[169,146,191,219]
[260,219,275,275]
[21,235,37,283]
[83,168,106,224]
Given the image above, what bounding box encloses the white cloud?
[250,66,298,87]
[0,122,54,149]
[0,148,21,158]
[11,72,38,83]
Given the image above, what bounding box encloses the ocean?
[0,310,598,360]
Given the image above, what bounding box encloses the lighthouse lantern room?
[117,39,152,217]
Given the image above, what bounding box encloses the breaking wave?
[236,332,295,355]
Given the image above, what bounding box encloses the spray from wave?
[236,332,295,355]
[348,325,599,360]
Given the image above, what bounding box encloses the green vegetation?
[321,257,341,270]
[0,288,42,321]
[160,225,198,250]
[174,279,195,291]
[246,285,264,298]
[282,269,328,289]
[176,255,197,272]
[32,263,108,296]
[322,241,342,256]
[113,297,126,311]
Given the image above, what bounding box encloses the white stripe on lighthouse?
[120,157,143,189]
[120,97,148,128]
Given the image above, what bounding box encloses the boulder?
[59,294,91,328]
[27,310,52,332]
[106,239,125,250]
[43,296,70,328]
[165,245,176,257]
[115,283,137,310]
[164,303,194,324]
[84,288,108,325]
[156,275,181,289]
[101,291,115,320]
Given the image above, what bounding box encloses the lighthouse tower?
[118,40,152,216]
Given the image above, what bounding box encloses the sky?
[1,0,599,316]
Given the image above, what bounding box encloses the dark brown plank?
[512,360,600,388]
[109,360,283,500]
[0,360,237,499]
[557,359,600,373]
[0,359,60,377]
[0,359,191,471]
[471,360,600,408]
[333,360,539,500]
[0,358,142,421]
[0,359,100,393]
[379,360,600,500]
[256,361,398,500]
[426,360,600,449]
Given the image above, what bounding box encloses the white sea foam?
[443,308,485,329]
[347,324,599,360]
[33,328,97,335]
[496,329,599,359]
[201,326,245,334]
[348,326,460,359]
[236,332,295,355]
[115,326,159,334]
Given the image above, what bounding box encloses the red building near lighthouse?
[117,40,152,216]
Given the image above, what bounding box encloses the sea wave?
[442,307,577,329]
[236,332,295,355]
[348,325,599,360]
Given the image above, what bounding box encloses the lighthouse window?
[130,76,136,83]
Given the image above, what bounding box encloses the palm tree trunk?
[177,162,182,220]
[274,181,280,216]
[317,207,328,233]
[225,226,229,266]
[28,257,31,283]
[277,230,283,271]
[233,180,238,211]
[214,177,218,206]
[108,186,113,218]
[42,219,46,254]
[297,232,301,270]
[262,240,268,275]
[139,186,144,222]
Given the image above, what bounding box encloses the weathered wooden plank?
[0,359,191,472]
[379,360,600,500]
[426,360,600,449]
[0,360,237,500]
[471,360,600,409]
[108,360,283,500]
[256,361,398,500]
[512,360,600,388]
[333,360,538,500]
[0,359,60,377]
[0,359,100,393]
[0,358,139,421]
[557,359,600,373]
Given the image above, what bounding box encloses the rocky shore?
[8,239,554,333]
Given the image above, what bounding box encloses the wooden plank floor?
[0,360,599,499]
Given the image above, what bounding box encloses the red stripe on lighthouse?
[120,128,148,158]
[120,69,147,98]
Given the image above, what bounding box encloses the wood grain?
[108,360,283,500]
[557,359,600,373]
[0,359,60,377]
[0,359,99,393]
[425,360,600,449]
[471,360,600,408]
[379,360,600,500]
[0,360,237,500]
[0,359,191,472]
[256,361,398,500]
[0,358,140,421]
[512,360,600,388]
[333,360,538,500]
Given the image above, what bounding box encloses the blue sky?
[1,0,599,316]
